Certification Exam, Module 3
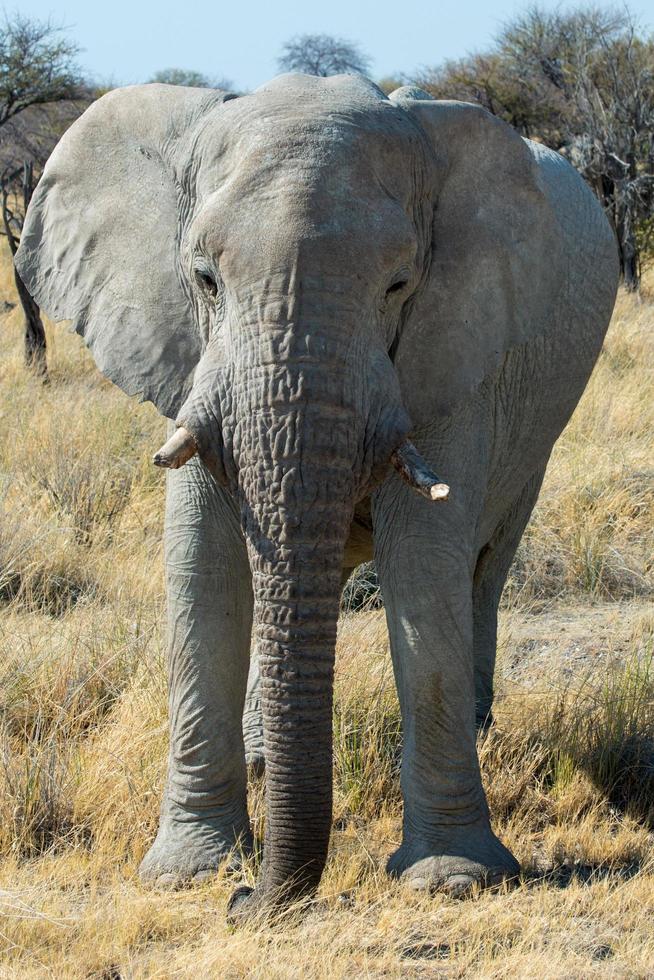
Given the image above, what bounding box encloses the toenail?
[444,874,475,897]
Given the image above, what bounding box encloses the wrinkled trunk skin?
[176,281,409,915]
[227,301,362,908]
[239,401,356,904]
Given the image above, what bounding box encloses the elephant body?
[16,74,618,915]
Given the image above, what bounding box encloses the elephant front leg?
[139,457,254,886]
[243,647,264,773]
[375,496,519,897]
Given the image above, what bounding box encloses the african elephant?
[15,73,618,918]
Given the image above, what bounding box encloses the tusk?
[153,426,198,469]
[390,439,450,501]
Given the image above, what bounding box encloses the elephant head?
[15,74,566,912]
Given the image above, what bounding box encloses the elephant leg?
[243,648,264,774]
[140,454,254,886]
[375,489,519,897]
[473,466,546,731]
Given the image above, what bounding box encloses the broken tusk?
[390,439,450,502]
[153,426,198,469]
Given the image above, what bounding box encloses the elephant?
[15,73,619,918]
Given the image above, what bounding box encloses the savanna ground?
[0,239,653,979]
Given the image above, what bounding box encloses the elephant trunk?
[238,408,356,907]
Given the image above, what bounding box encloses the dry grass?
[506,283,654,607]
[1,241,653,978]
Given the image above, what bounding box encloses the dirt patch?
[498,600,653,683]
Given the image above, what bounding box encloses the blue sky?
[17,0,651,90]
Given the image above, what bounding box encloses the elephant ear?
[389,88,565,424]
[15,84,233,419]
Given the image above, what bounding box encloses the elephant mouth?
[153,425,450,502]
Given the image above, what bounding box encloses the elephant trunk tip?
[153,426,198,469]
[391,439,450,502]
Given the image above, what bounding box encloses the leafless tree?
[1,162,48,376]
[564,25,653,289]
[0,14,82,377]
[277,34,371,77]
[501,7,653,290]
[417,51,565,140]
[416,6,654,290]
[0,14,81,126]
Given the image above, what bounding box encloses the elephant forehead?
[191,181,418,282]
[194,90,423,207]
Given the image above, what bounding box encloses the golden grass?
[506,283,654,606]
[1,242,653,977]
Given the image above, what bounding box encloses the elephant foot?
[226,882,316,926]
[387,825,520,898]
[139,806,252,889]
[226,884,258,924]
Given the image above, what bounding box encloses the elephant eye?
[194,267,218,298]
[386,279,408,297]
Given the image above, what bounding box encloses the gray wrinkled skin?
[15,74,619,916]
